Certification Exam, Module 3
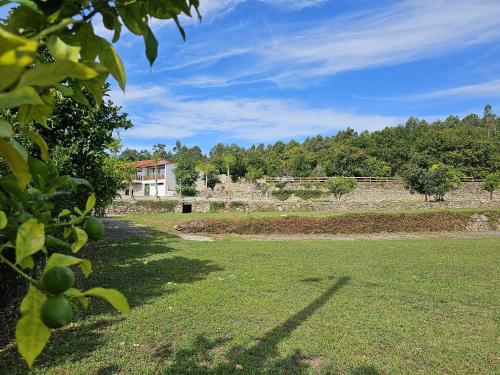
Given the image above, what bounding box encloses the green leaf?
[0,27,38,90]
[0,138,31,189]
[18,60,97,88]
[47,35,81,62]
[0,118,14,138]
[0,210,7,229]
[70,177,94,191]
[71,226,88,253]
[97,38,126,90]
[45,253,92,277]
[64,288,89,309]
[58,209,71,218]
[83,287,130,314]
[15,285,51,368]
[18,91,55,128]
[19,127,49,161]
[0,86,43,109]
[85,194,96,212]
[15,218,44,265]
[144,26,158,66]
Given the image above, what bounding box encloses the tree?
[325,177,357,200]
[174,145,202,197]
[403,161,463,201]
[427,163,463,201]
[221,153,237,182]
[31,87,133,214]
[245,165,264,183]
[482,173,500,200]
[152,144,166,199]
[0,0,199,367]
[195,160,216,198]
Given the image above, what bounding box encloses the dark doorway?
[182,204,192,213]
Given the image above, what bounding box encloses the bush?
[138,201,176,212]
[209,201,226,212]
[325,177,358,200]
[272,189,325,201]
[230,201,248,208]
[179,186,197,196]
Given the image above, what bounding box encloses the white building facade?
[124,159,178,198]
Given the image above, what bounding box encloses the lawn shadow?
[0,219,223,372]
[81,219,224,309]
[158,276,360,374]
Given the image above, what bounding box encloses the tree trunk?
[424,194,428,202]
[205,174,208,199]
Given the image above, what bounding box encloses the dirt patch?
[175,212,494,235]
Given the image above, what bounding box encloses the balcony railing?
[133,174,165,181]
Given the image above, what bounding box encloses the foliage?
[174,142,202,193]
[245,165,263,183]
[229,201,248,209]
[403,160,463,201]
[124,107,499,180]
[20,88,134,215]
[481,172,500,200]
[179,186,197,196]
[209,201,226,212]
[273,189,325,201]
[325,177,358,200]
[195,159,216,196]
[0,0,200,367]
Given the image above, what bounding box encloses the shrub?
[179,186,197,196]
[230,201,248,208]
[482,173,500,200]
[138,201,176,212]
[209,201,226,212]
[325,177,358,200]
[272,189,325,201]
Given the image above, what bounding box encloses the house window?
[144,184,150,196]
[182,204,192,213]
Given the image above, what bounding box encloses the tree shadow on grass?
[0,219,223,372]
[156,276,371,374]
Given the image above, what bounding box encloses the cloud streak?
[166,0,500,87]
[111,85,402,143]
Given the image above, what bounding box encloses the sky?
[7,0,500,152]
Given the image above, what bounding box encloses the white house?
[123,159,177,198]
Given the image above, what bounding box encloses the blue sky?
[7,1,500,152]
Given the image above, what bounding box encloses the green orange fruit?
[83,217,105,240]
[40,295,73,329]
[40,266,75,295]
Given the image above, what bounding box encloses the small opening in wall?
[182,204,192,213]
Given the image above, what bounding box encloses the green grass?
[1,220,499,374]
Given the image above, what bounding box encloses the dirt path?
[239,231,500,241]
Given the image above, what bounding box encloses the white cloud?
[404,80,500,100]
[112,85,402,142]
[166,0,500,88]
[259,0,328,11]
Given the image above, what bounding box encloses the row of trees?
[121,106,499,183]
[119,106,499,200]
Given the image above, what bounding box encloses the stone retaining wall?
[107,181,499,215]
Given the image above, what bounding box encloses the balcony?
[133,174,165,182]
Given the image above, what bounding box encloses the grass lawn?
[1,218,499,374]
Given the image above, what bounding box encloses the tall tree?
[195,160,216,198]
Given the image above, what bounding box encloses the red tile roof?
[129,159,172,168]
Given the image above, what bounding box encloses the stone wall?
[107,181,500,215]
